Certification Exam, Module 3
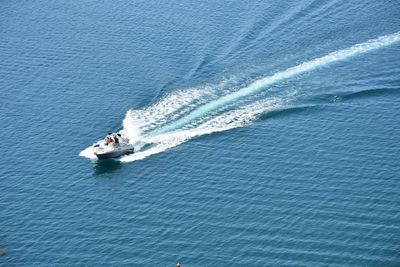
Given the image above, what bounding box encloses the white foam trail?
[150,32,400,135]
[79,146,97,160]
[80,82,228,159]
[121,98,285,162]
[125,87,214,132]
[123,77,241,134]
[122,115,141,142]
[81,32,400,162]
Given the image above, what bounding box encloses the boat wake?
[80,32,400,162]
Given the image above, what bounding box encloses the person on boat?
[105,135,114,145]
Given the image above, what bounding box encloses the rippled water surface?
[1,1,400,266]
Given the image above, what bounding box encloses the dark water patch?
[93,159,122,175]
[0,236,6,257]
[187,54,214,79]
[260,105,317,121]
[341,87,400,101]
[0,247,5,257]
[311,87,400,104]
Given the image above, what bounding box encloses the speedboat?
[93,132,134,159]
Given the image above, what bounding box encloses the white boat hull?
[94,146,134,159]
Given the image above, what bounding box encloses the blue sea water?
[1,0,400,266]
